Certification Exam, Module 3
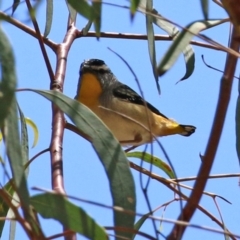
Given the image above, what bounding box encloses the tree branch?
[167,27,240,240]
[0,11,57,50]
[77,30,228,52]
[49,23,78,194]
[0,9,230,54]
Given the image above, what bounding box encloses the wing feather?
[112,84,168,119]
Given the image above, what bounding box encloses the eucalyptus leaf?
[44,0,53,37]
[31,193,108,240]
[24,89,136,239]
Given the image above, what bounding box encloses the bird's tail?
[179,125,196,136]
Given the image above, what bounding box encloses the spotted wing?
[112,84,168,119]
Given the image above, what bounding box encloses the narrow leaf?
[0,29,30,221]
[25,118,39,148]
[5,98,30,208]
[178,45,195,82]
[68,0,102,36]
[200,0,209,20]
[18,105,29,176]
[65,0,77,22]
[133,213,150,239]
[92,0,102,36]
[0,28,16,128]
[82,20,93,35]
[151,10,178,37]
[24,89,136,239]
[126,151,175,178]
[130,0,141,17]
[139,1,195,84]
[139,0,178,37]
[145,0,159,93]
[11,0,20,15]
[0,116,38,148]
[157,19,227,77]
[68,0,93,20]
[31,193,108,240]
[9,219,16,240]
[44,0,53,37]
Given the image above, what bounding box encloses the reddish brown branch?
[0,10,230,53]
[0,188,32,238]
[50,22,79,240]
[49,24,78,195]
[0,11,57,50]
[167,27,240,240]
[65,122,92,142]
[77,30,226,51]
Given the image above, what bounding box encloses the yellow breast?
[76,73,102,108]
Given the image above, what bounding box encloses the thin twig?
[172,173,240,182]
[128,161,236,240]
[65,122,92,142]
[0,11,57,50]
[25,148,50,168]
[201,55,240,79]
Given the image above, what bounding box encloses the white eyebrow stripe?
[86,65,109,71]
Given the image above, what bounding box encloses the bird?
[75,59,196,146]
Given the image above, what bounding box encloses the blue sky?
[1,1,240,239]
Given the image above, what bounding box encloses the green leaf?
[68,0,102,36]
[0,28,16,128]
[178,44,195,82]
[24,89,136,239]
[0,116,39,148]
[44,0,53,37]
[65,0,77,22]
[0,29,29,209]
[5,98,30,209]
[133,212,150,239]
[25,117,39,148]
[139,1,194,85]
[200,0,209,20]
[18,105,29,176]
[151,11,178,37]
[68,0,93,20]
[31,193,108,240]
[92,0,102,36]
[139,1,178,37]
[126,151,175,178]
[130,0,141,17]
[82,20,93,35]
[145,0,159,93]
[9,218,16,240]
[157,19,227,77]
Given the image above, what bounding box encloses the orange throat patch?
[77,73,102,108]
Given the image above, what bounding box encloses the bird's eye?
[98,68,106,74]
